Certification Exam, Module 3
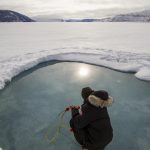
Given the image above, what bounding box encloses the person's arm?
[71,107,80,118]
[73,106,91,129]
[70,107,80,129]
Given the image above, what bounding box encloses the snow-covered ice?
[0,47,150,90]
[0,23,150,90]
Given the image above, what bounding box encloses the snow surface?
[0,47,150,90]
[0,23,150,90]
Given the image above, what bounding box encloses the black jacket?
[70,95,113,150]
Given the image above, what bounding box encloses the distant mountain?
[100,10,150,22]
[19,9,150,22]
[34,10,150,22]
[32,16,101,22]
[0,10,34,22]
[64,19,100,22]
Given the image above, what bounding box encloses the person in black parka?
[70,87,113,150]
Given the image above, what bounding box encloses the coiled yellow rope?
[44,106,88,150]
[44,110,67,144]
[44,106,80,146]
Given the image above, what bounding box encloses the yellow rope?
[44,111,66,144]
[44,108,79,145]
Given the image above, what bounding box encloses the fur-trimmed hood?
[88,95,113,108]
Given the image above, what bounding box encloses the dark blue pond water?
[0,61,150,150]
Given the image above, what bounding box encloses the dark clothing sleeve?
[70,105,90,129]
[71,108,79,118]
[73,106,91,129]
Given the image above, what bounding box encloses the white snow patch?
[0,47,150,90]
[135,67,150,81]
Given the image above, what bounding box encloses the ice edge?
[0,47,150,90]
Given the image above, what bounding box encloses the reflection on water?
[78,67,90,77]
[0,61,150,150]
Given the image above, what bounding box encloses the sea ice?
[0,47,150,90]
[0,23,150,90]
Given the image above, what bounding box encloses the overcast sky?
[0,0,150,18]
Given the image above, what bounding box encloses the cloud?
[0,0,150,18]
